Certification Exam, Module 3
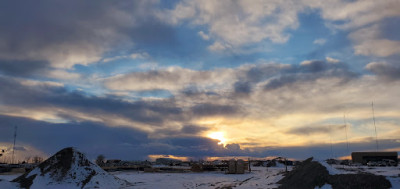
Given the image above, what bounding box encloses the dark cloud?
[0,0,174,70]
[380,17,400,41]
[263,60,358,91]
[0,60,49,77]
[181,125,207,134]
[264,75,297,90]
[286,125,345,136]
[225,143,241,151]
[1,114,398,160]
[233,81,252,95]
[0,76,183,125]
[181,86,220,98]
[191,103,241,117]
[0,114,149,159]
[300,60,328,73]
[0,115,247,160]
[365,62,400,81]
[244,64,287,82]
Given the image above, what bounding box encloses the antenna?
[343,114,349,155]
[12,126,17,164]
[372,102,379,151]
[329,125,334,159]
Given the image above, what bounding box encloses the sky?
[0,0,400,162]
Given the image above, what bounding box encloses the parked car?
[382,159,397,166]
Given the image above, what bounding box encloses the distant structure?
[227,159,245,174]
[155,158,182,166]
[351,152,398,165]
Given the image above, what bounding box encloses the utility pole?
[329,125,334,159]
[12,126,17,164]
[372,102,379,151]
[343,114,349,155]
[285,158,288,173]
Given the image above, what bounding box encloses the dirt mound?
[278,157,391,189]
[278,157,329,189]
[13,147,128,189]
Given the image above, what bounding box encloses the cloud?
[191,104,241,117]
[102,52,149,63]
[313,38,326,45]
[233,81,252,95]
[325,57,340,63]
[349,24,400,57]
[305,0,400,30]
[160,0,304,51]
[287,124,345,136]
[365,61,400,81]
[0,60,49,77]
[197,31,210,40]
[181,125,207,134]
[0,115,248,160]
[0,0,168,71]
[208,42,229,51]
[1,58,399,160]
[0,76,185,129]
[303,0,400,57]
[264,59,358,91]
[104,67,235,92]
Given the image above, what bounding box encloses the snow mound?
[13,147,129,189]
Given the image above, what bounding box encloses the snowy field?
[1,164,399,188]
[113,166,288,189]
[0,166,288,189]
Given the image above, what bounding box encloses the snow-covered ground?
[112,166,289,189]
[0,166,288,189]
[0,173,21,189]
[1,163,399,188]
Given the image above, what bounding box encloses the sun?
[207,131,227,145]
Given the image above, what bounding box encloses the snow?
[112,166,289,189]
[315,183,333,189]
[317,160,348,175]
[1,166,290,189]
[0,179,19,189]
[1,160,398,188]
[0,174,21,181]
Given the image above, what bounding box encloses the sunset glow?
[207,132,227,146]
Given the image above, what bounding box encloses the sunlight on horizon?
[207,131,227,146]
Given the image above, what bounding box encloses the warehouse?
[351,152,398,165]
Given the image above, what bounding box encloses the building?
[351,151,398,165]
[227,159,246,174]
[155,158,182,166]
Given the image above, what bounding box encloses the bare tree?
[96,155,105,167]
[32,156,44,164]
